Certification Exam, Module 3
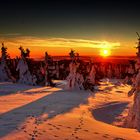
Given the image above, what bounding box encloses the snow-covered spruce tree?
[125,33,140,131]
[16,46,36,85]
[43,52,54,86]
[82,61,96,91]
[0,43,13,81]
[88,63,96,85]
[66,49,84,90]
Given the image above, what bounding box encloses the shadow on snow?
[92,101,129,124]
[0,88,90,138]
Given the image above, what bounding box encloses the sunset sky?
[0,0,140,58]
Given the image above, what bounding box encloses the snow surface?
[0,79,140,140]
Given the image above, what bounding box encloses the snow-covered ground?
[0,80,140,140]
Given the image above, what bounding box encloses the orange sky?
[0,36,137,58]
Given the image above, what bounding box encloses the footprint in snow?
[113,138,126,140]
[116,90,123,93]
[67,126,71,129]
[94,132,99,134]
[57,124,63,127]
[84,129,89,132]
[54,135,59,137]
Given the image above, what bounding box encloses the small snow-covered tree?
[16,46,35,85]
[44,51,54,86]
[0,43,13,81]
[66,50,84,89]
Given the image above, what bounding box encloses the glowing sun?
[100,49,111,57]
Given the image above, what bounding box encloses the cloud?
[0,33,22,37]
[0,36,120,50]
